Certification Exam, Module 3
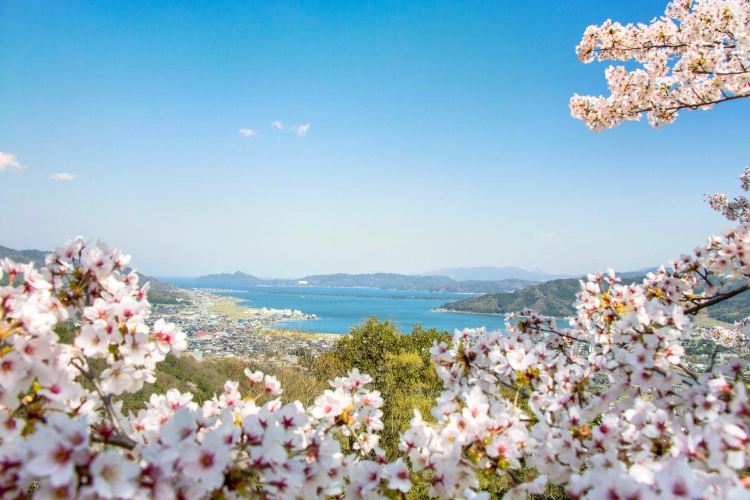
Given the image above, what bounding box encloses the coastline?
[208,295,260,321]
[432,307,508,318]
[157,289,341,359]
[207,294,338,338]
[169,286,514,337]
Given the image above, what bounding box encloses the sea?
[162,279,509,334]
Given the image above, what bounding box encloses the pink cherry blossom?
[570,0,750,130]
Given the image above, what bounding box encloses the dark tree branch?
[92,434,136,450]
[534,327,591,345]
[684,284,750,315]
[638,93,750,114]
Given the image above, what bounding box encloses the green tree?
[317,317,449,457]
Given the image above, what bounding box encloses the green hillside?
[702,288,750,323]
[443,277,582,317]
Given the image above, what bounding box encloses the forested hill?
[194,271,534,294]
[699,285,750,323]
[0,245,188,305]
[442,277,584,317]
[443,274,750,323]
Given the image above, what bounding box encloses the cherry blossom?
[1,227,749,498]
[398,221,750,497]
[87,450,140,498]
[707,166,750,222]
[570,0,750,130]
[0,241,408,498]
[2,2,749,495]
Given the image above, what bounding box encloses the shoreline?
[207,294,339,338]
[432,307,509,318]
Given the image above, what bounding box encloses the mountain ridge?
[426,266,570,282]
[194,271,534,294]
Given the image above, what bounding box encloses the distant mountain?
[194,271,265,286]
[0,245,48,266]
[192,271,534,294]
[0,244,188,305]
[428,266,570,282]
[618,267,658,278]
[294,273,533,293]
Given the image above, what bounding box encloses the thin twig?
[677,363,699,383]
[71,357,137,449]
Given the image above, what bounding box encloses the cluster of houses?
[150,289,335,362]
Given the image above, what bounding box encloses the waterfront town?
[150,288,338,363]
[148,288,750,374]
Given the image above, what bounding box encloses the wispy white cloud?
[238,128,257,137]
[535,231,557,239]
[291,123,310,137]
[271,120,284,130]
[0,151,24,172]
[50,172,76,181]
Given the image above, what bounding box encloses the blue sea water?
[163,280,508,334]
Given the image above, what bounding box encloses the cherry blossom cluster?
[1,234,749,498]
[570,0,750,130]
[707,166,750,222]
[0,238,408,498]
[400,224,750,497]
[1,237,187,438]
[311,370,413,496]
[120,367,403,498]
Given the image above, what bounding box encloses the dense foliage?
[313,318,449,456]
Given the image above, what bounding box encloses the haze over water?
[165,280,509,334]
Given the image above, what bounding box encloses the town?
[150,288,338,363]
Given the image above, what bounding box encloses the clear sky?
[1,1,748,278]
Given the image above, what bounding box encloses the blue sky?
[1,1,748,278]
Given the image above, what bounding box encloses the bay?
[163,279,508,334]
